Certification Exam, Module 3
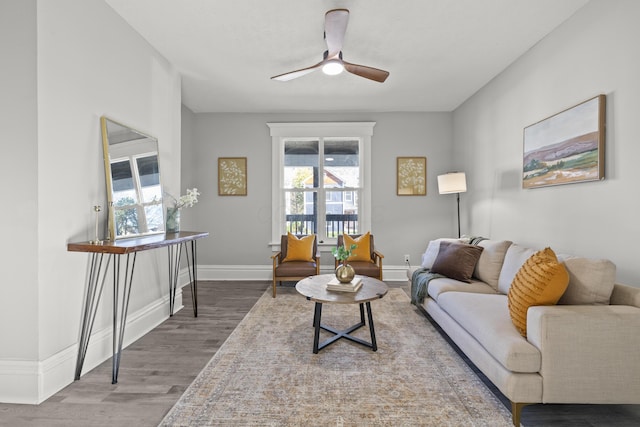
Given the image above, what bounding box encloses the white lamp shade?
[437,172,467,194]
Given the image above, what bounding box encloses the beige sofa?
[409,238,640,426]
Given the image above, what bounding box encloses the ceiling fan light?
[322,60,344,76]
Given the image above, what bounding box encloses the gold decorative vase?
[335,263,355,283]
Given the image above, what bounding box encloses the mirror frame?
[101,116,165,240]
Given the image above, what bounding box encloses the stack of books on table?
[326,277,362,293]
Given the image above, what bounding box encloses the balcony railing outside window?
[326,214,358,237]
[286,214,358,238]
[285,214,315,235]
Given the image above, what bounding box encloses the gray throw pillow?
[431,241,484,283]
[557,256,616,305]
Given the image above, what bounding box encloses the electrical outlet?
[404,254,410,263]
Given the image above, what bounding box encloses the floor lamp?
[437,172,467,238]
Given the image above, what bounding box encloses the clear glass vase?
[166,207,181,233]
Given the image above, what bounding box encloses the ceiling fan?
[271,8,390,83]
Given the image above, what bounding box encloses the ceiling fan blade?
[271,62,323,81]
[343,61,390,83]
[324,9,349,57]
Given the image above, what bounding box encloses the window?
[110,153,163,237]
[268,122,375,246]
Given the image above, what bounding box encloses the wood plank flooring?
[0,281,268,426]
[0,280,638,426]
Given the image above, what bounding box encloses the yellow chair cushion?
[345,232,372,263]
[508,247,569,337]
[283,233,315,262]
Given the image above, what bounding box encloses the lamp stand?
[456,192,461,238]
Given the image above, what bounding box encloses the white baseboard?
[193,264,410,283]
[0,360,40,404]
[0,290,182,404]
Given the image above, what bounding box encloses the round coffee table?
[295,274,388,353]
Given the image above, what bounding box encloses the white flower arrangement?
[167,188,200,209]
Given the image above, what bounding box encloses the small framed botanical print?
[397,157,427,196]
[218,157,247,196]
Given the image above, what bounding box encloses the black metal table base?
[74,241,200,384]
[168,240,199,317]
[312,301,377,353]
[74,252,111,381]
[111,253,137,384]
[73,252,138,384]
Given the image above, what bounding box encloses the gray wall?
[454,0,640,285]
[182,112,455,271]
[0,0,182,404]
[0,0,38,365]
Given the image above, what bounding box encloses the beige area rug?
[160,287,512,426]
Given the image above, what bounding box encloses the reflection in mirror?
[101,117,164,240]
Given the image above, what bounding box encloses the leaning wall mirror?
[101,116,164,240]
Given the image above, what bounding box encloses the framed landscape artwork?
[523,94,605,189]
[397,157,427,196]
[218,157,247,196]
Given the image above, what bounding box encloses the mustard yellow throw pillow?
[508,247,569,337]
[345,232,372,262]
[283,233,315,262]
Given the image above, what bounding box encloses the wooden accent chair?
[335,233,384,280]
[271,234,320,298]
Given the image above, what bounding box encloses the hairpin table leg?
[111,252,137,384]
[75,253,111,380]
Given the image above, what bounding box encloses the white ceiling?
[105,0,589,114]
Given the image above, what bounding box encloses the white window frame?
[267,122,375,249]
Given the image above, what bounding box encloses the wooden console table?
[67,231,209,384]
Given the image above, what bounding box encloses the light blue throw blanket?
[410,268,444,305]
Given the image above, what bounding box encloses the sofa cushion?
[498,244,537,294]
[431,242,484,283]
[420,238,464,269]
[610,283,640,308]
[427,277,497,302]
[274,261,317,276]
[346,260,380,277]
[437,292,541,373]
[508,248,569,337]
[473,240,512,291]
[556,256,616,305]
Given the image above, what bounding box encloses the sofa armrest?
[527,304,640,404]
